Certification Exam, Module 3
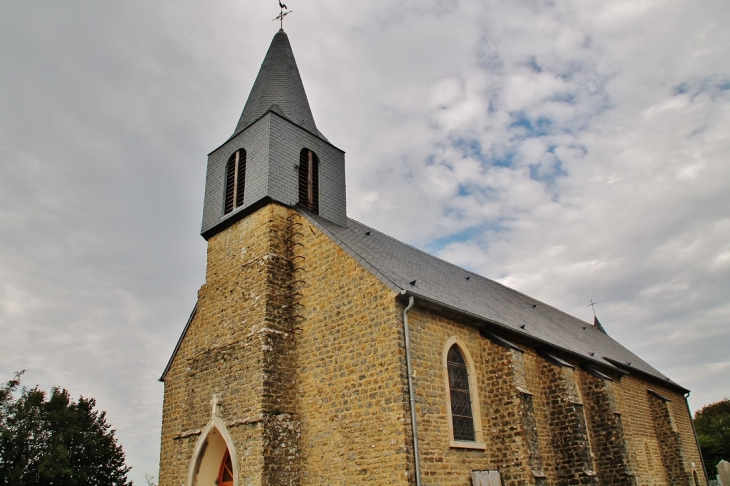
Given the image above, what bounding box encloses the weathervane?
[273,0,292,30]
[588,299,598,318]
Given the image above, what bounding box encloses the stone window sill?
[449,440,487,450]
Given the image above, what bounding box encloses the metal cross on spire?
[588,299,598,318]
[273,0,292,30]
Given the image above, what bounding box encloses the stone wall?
[648,390,692,485]
[160,204,412,486]
[159,204,301,486]
[617,375,706,486]
[289,209,411,484]
[159,202,706,486]
[402,305,705,486]
[404,310,493,486]
[578,370,635,485]
[481,340,544,484]
[541,362,597,485]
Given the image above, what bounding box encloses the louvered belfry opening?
[298,148,319,213]
[447,345,476,441]
[224,149,246,214]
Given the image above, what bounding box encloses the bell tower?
[159,29,350,486]
[200,29,347,240]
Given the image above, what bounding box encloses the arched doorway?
[187,417,238,486]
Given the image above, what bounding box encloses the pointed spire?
[593,315,607,334]
[233,30,326,140]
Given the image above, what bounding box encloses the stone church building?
[158,30,707,486]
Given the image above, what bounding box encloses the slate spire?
[200,28,347,238]
[233,30,326,140]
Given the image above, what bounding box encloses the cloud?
[1,0,729,483]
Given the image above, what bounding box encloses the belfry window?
[447,344,476,441]
[298,148,319,213]
[224,149,246,214]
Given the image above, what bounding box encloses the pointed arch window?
[224,149,246,214]
[448,345,475,441]
[217,450,234,486]
[443,338,485,449]
[298,148,319,213]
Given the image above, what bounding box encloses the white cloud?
[1,0,729,484]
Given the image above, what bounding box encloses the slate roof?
[233,30,327,141]
[301,210,686,392]
[163,30,685,392]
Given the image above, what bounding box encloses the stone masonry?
[159,204,412,485]
[540,361,598,485]
[159,203,708,486]
[159,205,302,486]
[648,390,693,486]
[578,370,636,485]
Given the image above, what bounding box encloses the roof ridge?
[297,210,404,294]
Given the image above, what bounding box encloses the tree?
[0,372,132,486]
[694,398,730,475]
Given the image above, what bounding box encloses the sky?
[1,0,728,483]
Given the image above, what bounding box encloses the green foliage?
[694,398,730,475]
[0,372,132,486]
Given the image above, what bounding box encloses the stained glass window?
[447,344,475,441]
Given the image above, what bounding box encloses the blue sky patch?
[452,137,484,159]
[673,77,730,99]
[528,56,542,73]
[491,152,515,167]
[451,136,516,168]
[509,112,554,137]
[529,159,568,185]
[673,82,689,95]
[427,223,500,256]
[549,92,577,104]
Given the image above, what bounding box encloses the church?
[157,29,707,486]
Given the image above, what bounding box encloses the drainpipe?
[685,391,709,484]
[402,295,422,486]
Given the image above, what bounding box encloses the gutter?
[402,295,422,486]
[685,392,709,483]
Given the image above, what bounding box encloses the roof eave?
[159,303,197,383]
[208,109,343,157]
[398,289,689,394]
